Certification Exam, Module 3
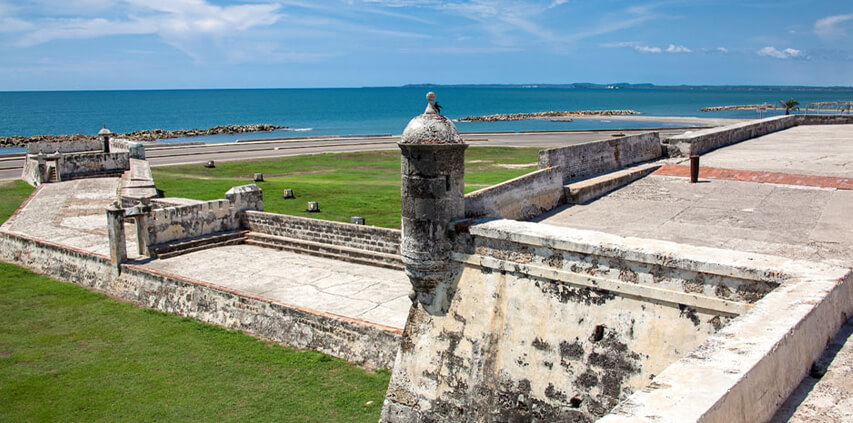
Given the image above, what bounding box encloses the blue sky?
[0,0,851,90]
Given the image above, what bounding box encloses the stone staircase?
[245,232,404,270]
[148,230,249,259]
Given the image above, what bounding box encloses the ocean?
[1,86,851,154]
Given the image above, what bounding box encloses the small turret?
[399,92,467,305]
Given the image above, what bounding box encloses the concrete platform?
[699,124,853,178]
[1,178,410,330]
[536,175,853,266]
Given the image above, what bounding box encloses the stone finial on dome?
[400,92,463,145]
[98,125,112,136]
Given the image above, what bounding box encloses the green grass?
[0,180,34,225]
[0,262,391,422]
[153,147,541,228]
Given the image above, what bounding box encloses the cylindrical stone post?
[399,92,467,304]
[106,202,127,274]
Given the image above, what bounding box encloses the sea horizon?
[2,85,851,155]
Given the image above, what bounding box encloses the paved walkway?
[1,177,410,330]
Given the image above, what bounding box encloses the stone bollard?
[105,202,127,275]
[351,216,365,225]
[282,188,295,199]
[253,173,264,182]
[205,160,215,168]
[306,201,320,212]
[399,92,467,305]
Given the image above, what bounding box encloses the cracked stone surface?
[1,178,141,259]
[144,244,410,329]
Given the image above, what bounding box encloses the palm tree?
[779,98,800,115]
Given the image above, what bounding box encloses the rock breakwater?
[699,104,772,112]
[458,110,637,122]
[1,124,286,148]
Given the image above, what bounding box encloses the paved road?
[0,128,689,180]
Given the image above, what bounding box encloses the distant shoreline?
[0,124,285,148]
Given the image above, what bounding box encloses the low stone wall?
[0,230,400,369]
[243,211,401,256]
[59,152,129,176]
[537,132,662,183]
[144,185,262,247]
[464,166,564,220]
[382,219,781,422]
[664,115,796,157]
[797,114,853,125]
[147,200,238,246]
[26,139,103,154]
[109,138,145,160]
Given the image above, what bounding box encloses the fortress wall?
[59,152,130,176]
[26,139,103,154]
[108,138,145,159]
[664,115,796,157]
[243,211,401,256]
[0,230,400,370]
[464,166,564,220]
[382,219,775,422]
[537,132,662,183]
[601,263,853,423]
[147,200,238,246]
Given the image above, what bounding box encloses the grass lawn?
[0,180,34,225]
[153,147,541,228]
[0,262,391,422]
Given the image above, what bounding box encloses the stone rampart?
[59,152,129,176]
[26,139,103,154]
[464,166,564,220]
[382,219,794,422]
[108,138,146,159]
[0,230,400,369]
[538,132,662,182]
[243,211,401,256]
[664,115,796,157]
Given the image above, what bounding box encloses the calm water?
[1,86,851,153]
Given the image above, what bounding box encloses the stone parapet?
[538,132,662,182]
[663,115,796,157]
[464,166,564,220]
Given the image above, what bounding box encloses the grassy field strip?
[0,262,390,422]
[152,147,541,229]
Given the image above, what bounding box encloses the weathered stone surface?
[538,132,662,183]
[399,142,467,301]
[465,166,564,220]
[243,211,401,255]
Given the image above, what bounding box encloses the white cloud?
[815,14,853,39]
[603,41,692,54]
[10,0,285,48]
[665,44,691,53]
[757,46,802,59]
[635,45,661,53]
[716,46,728,53]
